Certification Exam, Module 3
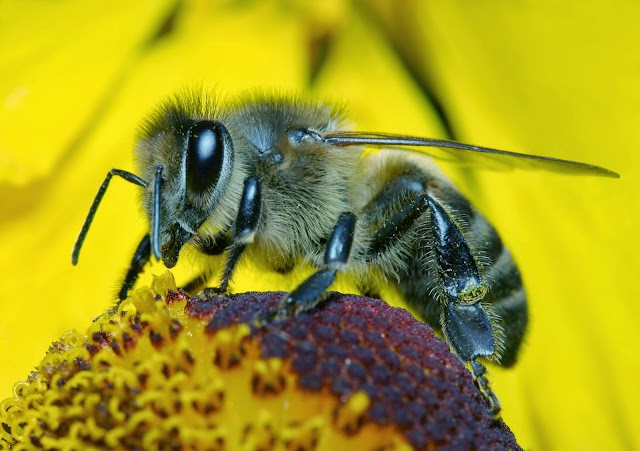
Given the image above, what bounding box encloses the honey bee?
[72,91,618,413]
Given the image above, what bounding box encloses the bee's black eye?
[186,120,230,195]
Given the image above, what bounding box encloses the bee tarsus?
[470,360,501,415]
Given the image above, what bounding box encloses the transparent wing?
[322,131,619,178]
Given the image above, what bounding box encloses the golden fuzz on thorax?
[0,273,520,450]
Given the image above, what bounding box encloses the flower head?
[1,273,520,449]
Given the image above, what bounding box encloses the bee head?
[137,105,235,267]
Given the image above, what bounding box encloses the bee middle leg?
[203,176,262,295]
[117,234,151,301]
[265,212,357,321]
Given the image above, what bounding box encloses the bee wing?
[322,131,619,178]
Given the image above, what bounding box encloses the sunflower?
[0,0,637,449]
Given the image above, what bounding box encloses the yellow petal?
[0,0,177,186]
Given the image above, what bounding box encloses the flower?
[1,272,520,449]
[1,0,637,449]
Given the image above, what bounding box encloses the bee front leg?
[117,234,152,301]
[95,233,149,320]
[204,176,262,295]
[268,212,357,320]
[182,231,231,294]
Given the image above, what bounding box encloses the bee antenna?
[151,167,163,260]
[72,169,147,265]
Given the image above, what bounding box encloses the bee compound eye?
[186,120,230,195]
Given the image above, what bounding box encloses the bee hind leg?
[443,300,501,415]
[428,195,502,414]
[366,189,502,414]
[264,212,357,322]
[470,360,501,415]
